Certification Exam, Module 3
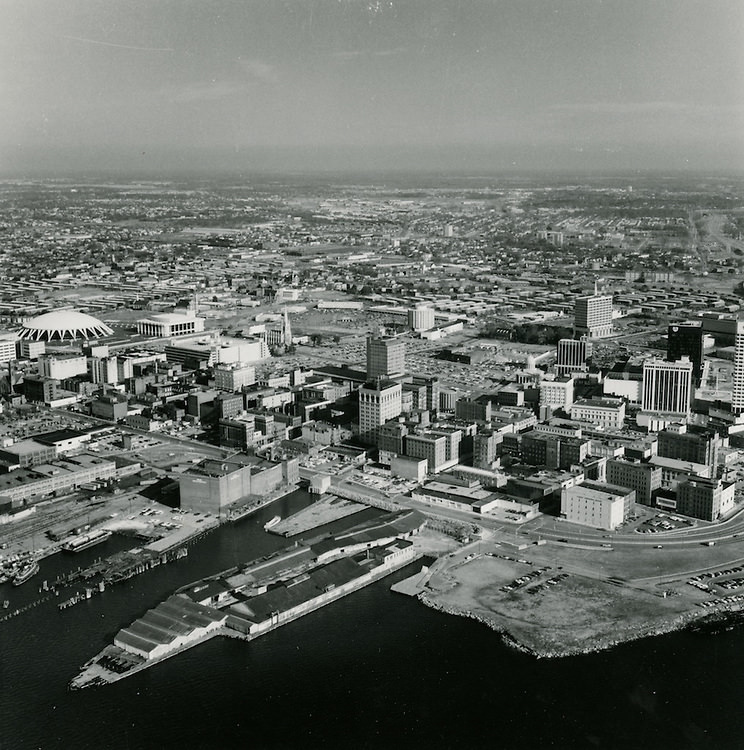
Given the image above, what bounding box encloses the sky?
[1,0,743,176]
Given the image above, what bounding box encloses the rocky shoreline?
[419,593,744,659]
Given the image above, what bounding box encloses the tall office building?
[574,294,613,339]
[556,338,592,376]
[667,321,704,385]
[358,380,402,444]
[366,335,405,379]
[732,320,744,415]
[642,358,693,416]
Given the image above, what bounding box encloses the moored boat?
[62,529,112,553]
[264,515,281,530]
[12,560,40,587]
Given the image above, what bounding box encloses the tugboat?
[264,515,281,530]
[12,560,40,587]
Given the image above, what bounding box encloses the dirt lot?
[419,543,739,657]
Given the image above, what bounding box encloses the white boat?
[263,516,281,530]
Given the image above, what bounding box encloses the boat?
[62,529,113,553]
[12,560,40,587]
[264,516,281,530]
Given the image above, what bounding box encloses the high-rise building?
[642,358,693,416]
[358,380,402,443]
[556,338,592,376]
[366,336,405,379]
[0,332,17,365]
[574,294,613,339]
[667,321,704,385]
[732,320,744,414]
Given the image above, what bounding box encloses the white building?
[733,320,744,415]
[574,294,613,339]
[540,377,574,411]
[137,313,205,338]
[569,397,626,429]
[561,481,634,531]
[38,353,88,380]
[358,380,402,443]
[408,304,435,332]
[214,363,256,392]
[0,332,17,365]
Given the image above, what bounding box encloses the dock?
[390,566,430,597]
[268,495,366,537]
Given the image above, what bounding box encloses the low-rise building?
[569,397,626,429]
[560,480,634,531]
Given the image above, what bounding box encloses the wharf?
[269,495,366,537]
[70,535,424,689]
[226,483,299,523]
[390,566,431,597]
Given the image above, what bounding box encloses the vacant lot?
[422,553,705,657]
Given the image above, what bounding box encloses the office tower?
[642,358,693,415]
[733,320,744,415]
[574,294,613,339]
[667,321,704,385]
[556,338,592,376]
[358,380,402,443]
[283,307,292,345]
[366,335,405,379]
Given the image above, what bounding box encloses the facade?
[667,321,704,384]
[0,332,17,365]
[606,458,661,506]
[574,294,613,339]
[366,336,405,379]
[733,320,744,415]
[648,455,712,491]
[136,313,205,338]
[17,339,45,360]
[411,375,440,412]
[539,377,574,411]
[179,455,292,515]
[88,355,119,385]
[656,423,720,473]
[569,397,626,429]
[560,481,634,530]
[676,477,735,521]
[455,398,492,422]
[165,337,269,370]
[0,454,116,506]
[214,363,256,392]
[642,358,693,416]
[38,353,88,380]
[521,432,590,470]
[91,392,128,421]
[555,338,591,377]
[403,433,448,473]
[473,430,503,470]
[408,304,435,332]
[358,380,402,444]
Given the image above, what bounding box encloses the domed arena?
[17,310,114,341]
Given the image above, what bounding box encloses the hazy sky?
[2,0,743,175]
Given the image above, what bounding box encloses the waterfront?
[1,492,744,749]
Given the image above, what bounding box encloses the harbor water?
[2,490,744,749]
